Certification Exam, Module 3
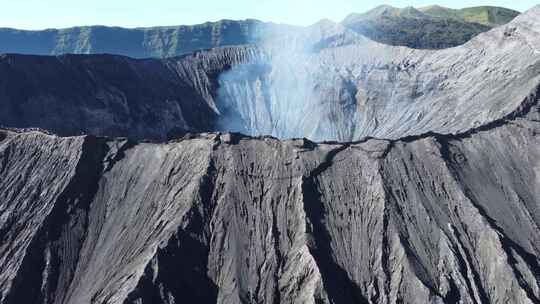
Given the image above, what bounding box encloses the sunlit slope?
[420,5,519,26]
[342,5,519,48]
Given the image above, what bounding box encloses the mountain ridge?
[342,4,520,48]
[344,4,519,26]
[0,19,265,58]
[418,5,520,26]
[0,5,522,58]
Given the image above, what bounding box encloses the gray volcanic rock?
[216,5,540,141]
[0,81,539,303]
[0,47,262,140]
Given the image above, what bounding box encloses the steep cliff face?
[0,20,264,58]
[1,6,539,142]
[0,47,262,140]
[0,82,539,303]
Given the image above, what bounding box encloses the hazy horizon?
[0,1,536,30]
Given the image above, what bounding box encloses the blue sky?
[1,0,537,29]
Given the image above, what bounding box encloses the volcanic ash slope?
[0,84,539,303]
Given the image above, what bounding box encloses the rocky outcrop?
[0,46,262,140]
[0,73,539,303]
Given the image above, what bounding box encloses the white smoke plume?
[216,21,360,141]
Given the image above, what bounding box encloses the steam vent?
[0,4,539,304]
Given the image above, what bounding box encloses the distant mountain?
[419,5,519,27]
[0,5,520,58]
[0,19,264,58]
[342,5,519,49]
